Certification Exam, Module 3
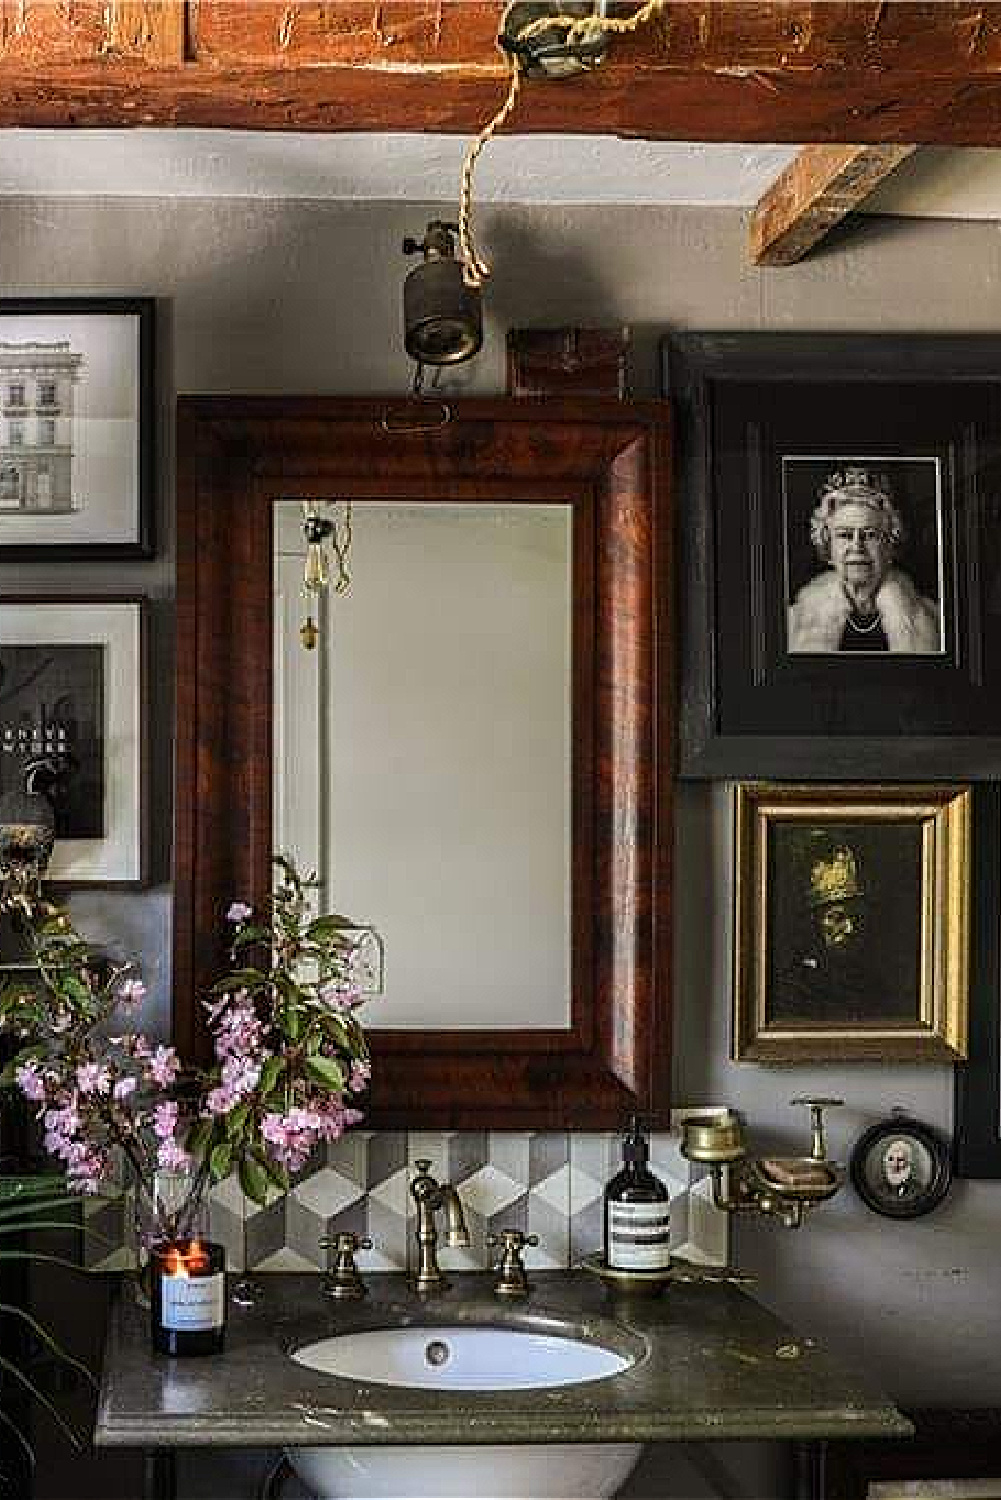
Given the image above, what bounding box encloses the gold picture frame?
[734,784,971,1063]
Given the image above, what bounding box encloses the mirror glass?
[273,500,573,1031]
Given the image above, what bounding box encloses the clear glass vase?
[128,1165,209,1305]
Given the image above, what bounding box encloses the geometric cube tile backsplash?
[85,1117,728,1273]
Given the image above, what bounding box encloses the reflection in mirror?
[274,502,572,1031]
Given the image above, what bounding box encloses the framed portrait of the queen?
[665,333,1001,777]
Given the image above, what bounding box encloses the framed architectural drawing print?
[733,783,971,1064]
[0,298,154,559]
[0,598,146,884]
[665,333,1001,777]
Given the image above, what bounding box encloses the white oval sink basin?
[291,1324,633,1391]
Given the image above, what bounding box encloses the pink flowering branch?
[188,856,373,1204]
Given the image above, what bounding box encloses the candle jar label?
[161,1273,225,1332]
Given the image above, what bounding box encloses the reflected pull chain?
[300,501,352,650]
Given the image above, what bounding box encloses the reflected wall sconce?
[300,500,352,651]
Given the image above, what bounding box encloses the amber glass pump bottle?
[603,1116,671,1272]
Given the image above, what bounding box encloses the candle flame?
[163,1239,210,1278]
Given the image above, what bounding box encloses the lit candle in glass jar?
[151,1238,226,1356]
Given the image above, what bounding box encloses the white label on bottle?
[161,1273,225,1332]
[607,1201,671,1270]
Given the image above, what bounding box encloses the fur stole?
[788,567,940,654]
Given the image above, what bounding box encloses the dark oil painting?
[765,820,924,1027]
[0,644,103,838]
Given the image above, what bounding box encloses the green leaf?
[306,915,357,940]
[248,1144,289,1194]
[258,1055,286,1099]
[209,1142,234,1182]
[238,1154,270,1207]
[283,1005,303,1043]
[305,1054,345,1094]
[58,974,92,1006]
[225,1104,250,1142]
[185,1117,213,1161]
[210,968,267,994]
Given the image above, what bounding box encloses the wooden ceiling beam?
[749,145,919,265]
[2,3,1001,144]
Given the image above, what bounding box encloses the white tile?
[293,1167,363,1219]
[254,1246,319,1272]
[460,1165,523,1219]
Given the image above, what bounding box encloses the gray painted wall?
[3,198,1001,1424]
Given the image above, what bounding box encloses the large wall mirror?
[175,398,670,1127]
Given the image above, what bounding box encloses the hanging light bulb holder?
[402,221,483,368]
[303,513,335,548]
[498,1,609,78]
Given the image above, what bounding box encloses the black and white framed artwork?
[783,456,945,658]
[665,333,1001,778]
[0,298,154,559]
[0,599,146,884]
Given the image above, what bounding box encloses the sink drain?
[424,1339,450,1368]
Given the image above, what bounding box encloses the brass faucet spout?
[442,1185,470,1247]
[409,1159,469,1294]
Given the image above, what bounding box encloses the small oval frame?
[850,1113,952,1220]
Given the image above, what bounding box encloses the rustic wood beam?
[1,3,1001,145]
[749,145,919,265]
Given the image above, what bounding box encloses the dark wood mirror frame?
[174,396,671,1128]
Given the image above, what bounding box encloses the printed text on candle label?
[162,1273,225,1331]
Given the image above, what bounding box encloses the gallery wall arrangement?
[664,330,1001,1198]
[0,297,155,892]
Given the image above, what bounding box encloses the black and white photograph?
[0,599,145,883]
[666,333,1001,774]
[0,641,104,840]
[783,457,945,656]
[0,298,153,558]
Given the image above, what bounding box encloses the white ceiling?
[0,129,999,217]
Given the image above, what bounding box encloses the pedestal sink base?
[288,1441,643,1499]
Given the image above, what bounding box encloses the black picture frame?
[0,297,154,560]
[850,1113,952,1219]
[664,334,1001,778]
[955,783,1001,1177]
[0,597,147,886]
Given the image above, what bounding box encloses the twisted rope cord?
[457,0,671,287]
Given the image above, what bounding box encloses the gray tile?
[367,1131,406,1186]
[285,1193,325,1270]
[569,1196,604,1264]
[526,1194,569,1270]
[245,1196,286,1270]
[529,1132,569,1185]
[487,1132,530,1186]
[448,1131,488,1184]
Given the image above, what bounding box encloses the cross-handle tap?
[487,1229,538,1298]
[409,1159,470,1295]
[319,1231,372,1300]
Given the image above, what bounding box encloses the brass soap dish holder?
[680,1098,845,1230]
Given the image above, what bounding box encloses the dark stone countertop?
[95,1272,912,1449]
